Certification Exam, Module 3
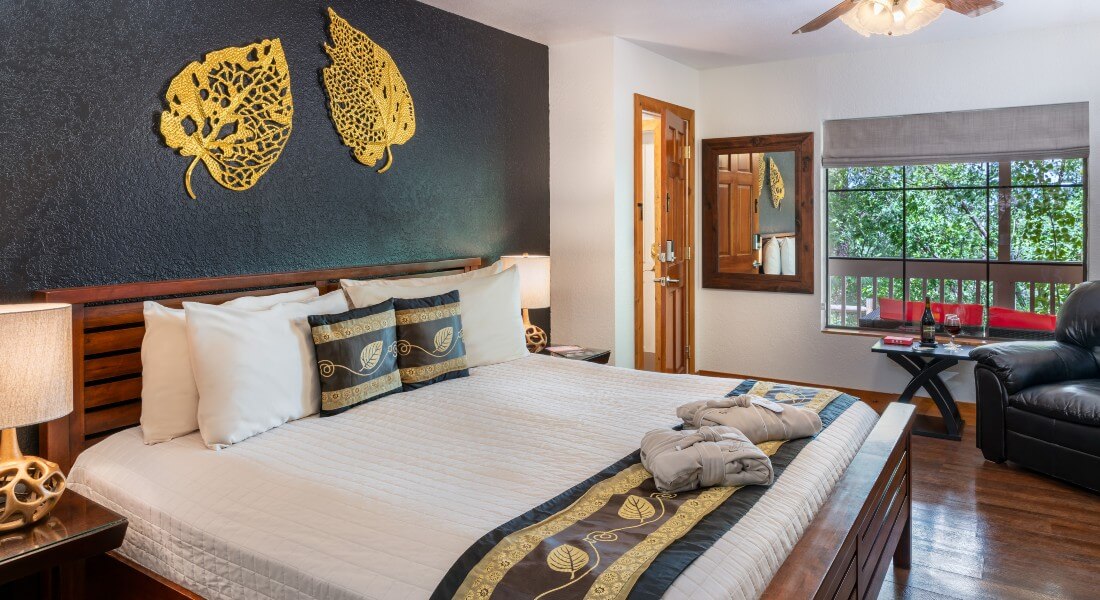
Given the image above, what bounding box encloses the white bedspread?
[70,354,878,600]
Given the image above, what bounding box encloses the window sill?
[821,327,997,346]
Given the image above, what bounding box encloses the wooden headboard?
[34,257,483,471]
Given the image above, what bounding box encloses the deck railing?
[827,257,1085,328]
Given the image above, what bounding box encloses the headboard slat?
[86,401,142,436]
[85,327,145,356]
[85,378,142,409]
[85,352,142,382]
[36,257,483,471]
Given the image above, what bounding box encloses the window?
[826,159,1086,340]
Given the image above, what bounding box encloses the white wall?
[697,23,1100,401]
[550,37,700,365]
[549,38,615,354]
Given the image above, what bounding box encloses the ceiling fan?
[794,0,1003,37]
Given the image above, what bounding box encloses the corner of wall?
[549,37,703,367]
[549,38,616,354]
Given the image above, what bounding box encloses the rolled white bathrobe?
[677,395,822,444]
[640,426,774,493]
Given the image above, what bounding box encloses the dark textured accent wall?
[0,0,548,454]
[0,0,549,298]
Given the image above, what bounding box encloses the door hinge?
[684,145,692,160]
[685,344,691,359]
[684,245,692,260]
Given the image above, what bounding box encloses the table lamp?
[0,303,73,532]
[500,254,550,353]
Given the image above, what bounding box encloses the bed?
[35,258,914,600]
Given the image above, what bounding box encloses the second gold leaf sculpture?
[322,8,416,173]
[159,39,294,199]
[768,157,785,208]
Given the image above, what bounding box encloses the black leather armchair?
[971,281,1100,492]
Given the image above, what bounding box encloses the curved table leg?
[886,354,965,440]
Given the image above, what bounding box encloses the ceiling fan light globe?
[903,1,945,32]
[852,1,889,34]
[842,0,945,37]
[837,8,874,36]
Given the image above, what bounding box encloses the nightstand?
[0,490,127,599]
[540,346,611,364]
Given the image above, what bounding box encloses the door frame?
[633,94,696,373]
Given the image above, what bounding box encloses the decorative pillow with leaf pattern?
[392,291,469,390]
[308,300,401,416]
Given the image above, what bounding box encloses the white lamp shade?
[0,304,73,429]
[500,255,550,309]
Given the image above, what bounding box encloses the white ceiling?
[418,0,1100,68]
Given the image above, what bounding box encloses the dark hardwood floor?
[863,400,1100,600]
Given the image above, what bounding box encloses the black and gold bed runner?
[432,381,858,600]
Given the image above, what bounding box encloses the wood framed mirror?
[702,132,814,294]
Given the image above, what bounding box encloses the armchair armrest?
[970,341,1099,395]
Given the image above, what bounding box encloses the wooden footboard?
[762,401,915,600]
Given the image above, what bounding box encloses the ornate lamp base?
[522,308,547,353]
[0,428,66,532]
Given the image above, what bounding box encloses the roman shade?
[823,102,1089,168]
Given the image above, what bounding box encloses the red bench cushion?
[878,298,984,326]
[988,306,1057,331]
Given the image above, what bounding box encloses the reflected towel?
[640,426,773,493]
[677,395,822,444]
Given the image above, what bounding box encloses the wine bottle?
[920,296,937,346]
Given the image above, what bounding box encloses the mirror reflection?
[716,150,798,276]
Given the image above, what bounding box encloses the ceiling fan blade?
[793,0,857,35]
[938,0,1004,18]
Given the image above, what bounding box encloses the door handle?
[653,277,681,285]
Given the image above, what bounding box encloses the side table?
[871,340,975,441]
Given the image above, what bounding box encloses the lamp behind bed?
[500,254,550,353]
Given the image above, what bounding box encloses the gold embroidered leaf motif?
[360,340,384,371]
[617,495,656,522]
[322,8,416,174]
[433,326,454,354]
[159,39,294,199]
[768,157,785,208]
[546,544,589,580]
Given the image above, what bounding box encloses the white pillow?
[763,237,781,275]
[780,237,797,275]
[343,266,527,368]
[339,260,502,295]
[185,291,349,449]
[139,287,319,444]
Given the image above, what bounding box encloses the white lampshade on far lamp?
[0,303,73,532]
[500,254,550,352]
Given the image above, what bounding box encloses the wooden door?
[717,153,759,274]
[655,110,689,374]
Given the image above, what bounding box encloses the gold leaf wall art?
[768,157,785,208]
[322,8,416,173]
[159,39,294,199]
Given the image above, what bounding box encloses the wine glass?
[943,314,962,351]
